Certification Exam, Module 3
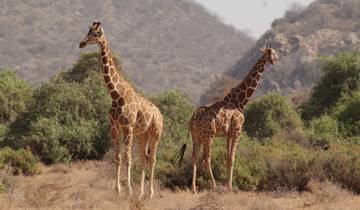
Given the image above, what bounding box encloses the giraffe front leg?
[110,120,121,197]
[227,135,240,192]
[137,136,147,199]
[123,127,134,196]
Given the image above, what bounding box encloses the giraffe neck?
[223,55,268,110]
[99,40,132,102]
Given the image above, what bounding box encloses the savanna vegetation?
[0,51,359,196]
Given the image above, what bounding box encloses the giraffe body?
[190,46,278,193]
[80,22,163,198]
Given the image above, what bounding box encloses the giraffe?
[79,22,163,199]
[188,45,278,193]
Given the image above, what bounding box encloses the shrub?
[333,91,360,139]
[233,135,266,190]
[244,92,303,140]
[0,147,38,175]
[11,53,114,163]
[320,143,360,193]
[151,90,194,148]
[302,52,360,120]
[150,90,195,186]
[0,124,8,145]
[24,76,110,163]
[0,70,33,148]
[307,115,339,148]
[0,70,33,125]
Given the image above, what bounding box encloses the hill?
[0,0,254,102]
[201,0,360,104]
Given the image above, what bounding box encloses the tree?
[0,70,33,145]
[333,91,360,139]
[302,52,360,120]
[7,53,115,163]
[0,70,33,125]
[244,92,303,140]
[151,90,195,155]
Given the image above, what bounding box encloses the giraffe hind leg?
[202,136,216,190]
[123,127,134,196]
[191,135,201,194]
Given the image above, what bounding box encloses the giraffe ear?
[259,48,265,53]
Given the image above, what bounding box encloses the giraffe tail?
[175,131,190,168]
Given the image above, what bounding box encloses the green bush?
[26,79,109,163]
[0,70,33,125]
[333,91,360,139]
[150,90,195,186]
[302,52,360,120]
[0,124,8,145]
[244,92,303,140]
[0,147,38,175]
[320,143,360,193]
[0,70,32,147]
[307,115,339,148]
[151,90,194,148]
[12,53,113,163]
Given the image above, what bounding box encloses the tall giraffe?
[79,22,163,199]
[188,45,278,193]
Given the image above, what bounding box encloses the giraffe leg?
[110,119,121,197]
[226,137,239,192]
[226,121,241,192]
[123,127,134,196]
[203,136,216,190]
[137,135,148,199]
[191,136,201,194]
[147,131,161,199]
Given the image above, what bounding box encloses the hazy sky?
[194,0,314,38]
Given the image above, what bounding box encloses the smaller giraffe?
[79,22,163,199]
[188,45,278,193]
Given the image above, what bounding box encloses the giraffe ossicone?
[188,45,278,193]
[79,21,163,199]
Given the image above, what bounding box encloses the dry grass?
[0,161,359,210]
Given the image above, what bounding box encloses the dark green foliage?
[151,90,194,144]
[0,70,33,125]
[307,115,339,148]
[244,92,303,140]
[0,147,38,175]
[302,52,360,120]
[333,91,360,139]
[0,70,32,145]
[150,90,195,184]
[17,53,112,163]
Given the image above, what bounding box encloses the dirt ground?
[1,161,359,210]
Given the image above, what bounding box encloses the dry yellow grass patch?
[0,161,359,210]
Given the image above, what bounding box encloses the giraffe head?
[259,45,278,65]
[79,21,105,48]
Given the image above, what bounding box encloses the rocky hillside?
[0,0,254,102]
[201,0,360,104]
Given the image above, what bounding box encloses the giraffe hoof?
[149,190,154,199]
